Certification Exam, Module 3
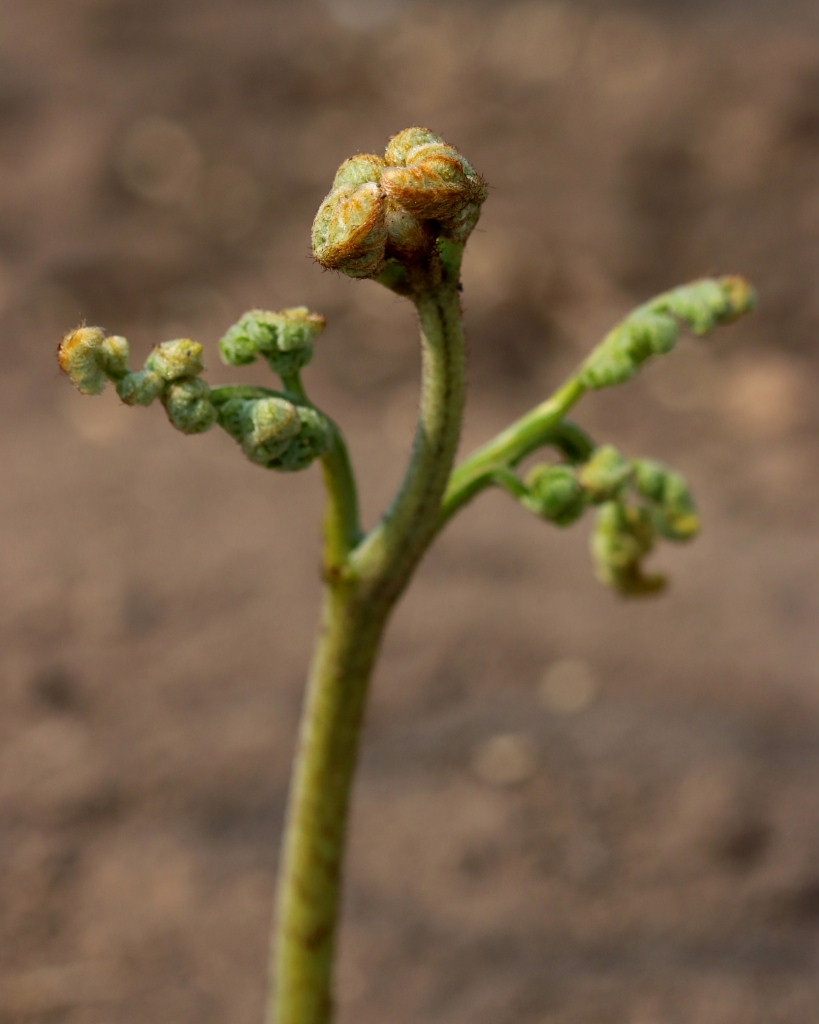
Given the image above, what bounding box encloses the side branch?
[320,428,362,573]
[440,377,586,526]
[439,275,756,529]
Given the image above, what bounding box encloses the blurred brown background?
[1,1,817,1022]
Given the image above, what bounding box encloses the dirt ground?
[1,2,817,1022]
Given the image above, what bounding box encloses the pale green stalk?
[269,258,467,1024]
[440,376,587,527]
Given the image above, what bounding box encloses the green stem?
[281,370,362,567]
[269,257,467,1024]
[320,428,362,571]
[269,586,389,1024]
[350,261,467,598]
[210,384,285,404]
[550,420,597,464]
[280,372,307,398]
[440,376,587,526]
[212,381,362,567]
[488,466,530,503]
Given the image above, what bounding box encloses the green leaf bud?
[273,405,333,472]
[579,276,756,392]
[591,501,665,596]
[216,395,331,470]
[332,153,386,188]
[524,464,587,526]
[630,461,699,541]
[593,502,651,570]
[218,322,258,366]
[164,378,217,434]
[311,181,387,278]
[245,396,301,462]
[100,334,130,378]
[275,307,327,354]
[715,275,757,323]
[384,127,447,167]
[581,313,678,389]
[219,307,326,377]
[146,338,205,381]
[115,369,165,406]
[653,506,700,542]
[217,395,291,448]
[654,276,757,335]
[57,326,109,395]
[578,445,632,500]
[630,458,667,504]
[655,280,725,334]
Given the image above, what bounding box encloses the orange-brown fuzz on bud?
[380,146,487,222]
[58,326,108,394]
[311,127,487,274]
[332,153,386,189]
[384,127,447,168]
[58,325,103,372]
[311,182,388,278]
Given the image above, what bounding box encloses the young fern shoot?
[58,127,756,1024]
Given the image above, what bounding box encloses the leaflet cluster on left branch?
[57,306,332,471]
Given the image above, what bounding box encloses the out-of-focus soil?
[1,2,817,1022]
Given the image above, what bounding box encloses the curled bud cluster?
[214,394,331,471]
[312,127,487,278]
[580,276,757,389]
[524,465,586,526]
[58,322,333,471]
[59,328,216,433]
[592,503,664,596]
[514,445,699,594]
[163,377,215,434]
[58,327,128,395]
[219,307,326,377]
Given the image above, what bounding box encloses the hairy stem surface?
[270,256,467,1024]
[270,587,389,1024]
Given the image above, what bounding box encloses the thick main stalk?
[270,586,389,1024]
[270,260,467,1024]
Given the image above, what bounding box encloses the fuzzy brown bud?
[383,127,446,168]
[58,327,129,394]
[332,153,386,189]
[311,182,387,278]
[381,138,487,226]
